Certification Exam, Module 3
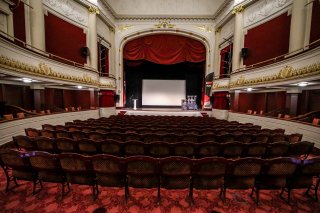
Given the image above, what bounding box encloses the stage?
[116,108,212,117]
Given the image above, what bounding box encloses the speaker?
[81,47,90,57]
[241,48,249,58]
[114,94,120,102]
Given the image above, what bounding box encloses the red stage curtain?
[123,34,206,64]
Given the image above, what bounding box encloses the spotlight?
[22,78,32,83]
[247,88,252,92]
[77,85,83,89]
[297,82,308,87]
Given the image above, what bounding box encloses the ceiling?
[105,0,227,18]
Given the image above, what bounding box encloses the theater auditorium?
[0,0,320,212]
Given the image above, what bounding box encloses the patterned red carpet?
[0,168,319,213]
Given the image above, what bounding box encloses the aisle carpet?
[0,168,319,213]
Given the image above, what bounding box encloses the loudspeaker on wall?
[241,48,249,58]
[81,47,90,57]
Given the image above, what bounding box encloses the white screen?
[142,80,186,106]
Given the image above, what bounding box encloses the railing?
[232,38,320,74]
[99,72,116,79]
[0,30,97,73]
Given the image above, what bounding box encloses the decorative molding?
[229,63,320,88]
[88,6,99,14]
[244,0,292,28]
[215,27,222,34]
[154,20,175,29]
[43,0,88,26]
[212,83,230,90]
[212,0,234,20]
[232,5,245,15]
[0,55,116,89]
[196,25,213,33]
[117,24,134,32]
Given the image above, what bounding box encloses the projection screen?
[142,79,186,106]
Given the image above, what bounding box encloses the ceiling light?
[297,82,308,87]
[22,78,32,83]
[247,88,252,92]
[77,85,83,89]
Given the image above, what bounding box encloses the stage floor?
[116,108,211,116]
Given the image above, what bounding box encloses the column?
[289,0,307,53]
[88,6,98,70]
[232,5,244,72]
[29,0,45,51]
[213,27,221,78]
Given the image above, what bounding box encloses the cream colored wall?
[106,0,225,16]
[0,110,100,146]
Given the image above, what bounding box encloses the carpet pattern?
[0,168,319,213]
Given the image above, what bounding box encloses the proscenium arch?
[118,29,211,107]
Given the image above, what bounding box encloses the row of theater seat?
[0,149,319,203]
[13,136,314,159]
[24,128,302,144]
[45,124,265,135]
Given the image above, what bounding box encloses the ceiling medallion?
[154,19,175,29]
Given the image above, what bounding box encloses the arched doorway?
[122,34,206,108]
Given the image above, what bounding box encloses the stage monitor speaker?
[81,47,90,57]
[241,48,249,58]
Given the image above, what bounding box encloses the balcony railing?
[232,39,320,75]
[0,30,96,73]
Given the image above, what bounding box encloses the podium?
[132,99,138,110]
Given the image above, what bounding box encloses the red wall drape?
[45,12,87,64]
[99,90,115,107]
[12,0,26,43]
[310,0,320,43]
[243,13,291,66]
[123,34,206,64]
[213,92,229,110]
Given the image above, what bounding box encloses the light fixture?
[247,88,252,92]
[22,78,32,83]
[297,82,308,87]
[77,85,83,89]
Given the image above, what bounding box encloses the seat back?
[126,156,159,188]
[196,142,220,158]
[288,141,314,159]
[100,139,123,156]
[56,138,78,153]
[59,153,94,185]
[124,141,146,156]
[90,154,126,187]
[160,156,192,189]
[193,157,229,189]
[13,135,36,150]
[148,141,171,158]
[34,136,56,153]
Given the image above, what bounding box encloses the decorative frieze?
[43,0,88,26]
[196,25,213,33]
[154,20,175,29]
[0,55,116,89]
[244,0,292,28]
[229,63,320,88]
